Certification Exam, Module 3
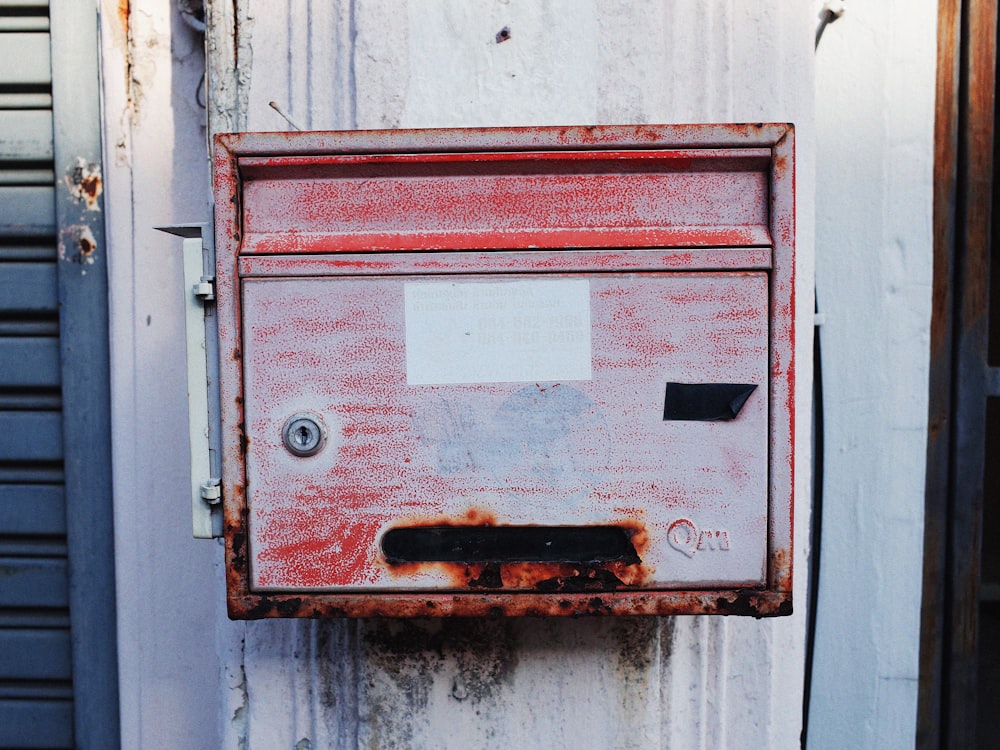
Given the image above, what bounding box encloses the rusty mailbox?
[205,124,795,618]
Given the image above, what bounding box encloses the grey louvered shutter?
[0,2,118,748]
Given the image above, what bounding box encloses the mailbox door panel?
[241,271,769,592]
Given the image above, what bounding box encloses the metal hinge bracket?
[200,478,222,505]
[193,277,216,301]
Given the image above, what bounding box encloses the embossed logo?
[667,519,731,558]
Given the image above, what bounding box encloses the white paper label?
[405,280,592,385]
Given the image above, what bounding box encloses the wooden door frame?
[920,1,997,746]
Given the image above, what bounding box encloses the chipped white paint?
[97,0,935,748]
[63,156,102,211]
[206,0,254,134]
[58,224,97,267]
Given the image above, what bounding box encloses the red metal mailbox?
[212,124,795,618]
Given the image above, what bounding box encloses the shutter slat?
[0,628,71,679]
[0,539,66,556]
[0,699,73,748]
[0,684,72,700]
[0,17,49,32]
[0,33,51,86]
[0,394,61,410]
[0,485,65,535]
[0,612,69,629]
[0,262,57,314]
[0,245,56,262]
[0,187,55,237]
[0,467,63,483]
[0,557,67,607]
[0,338,60,387]
[0,168,55,185]
[0,111,52,162]
[0,93,53,110]
[0,412,63,462]
[0,322,59,336]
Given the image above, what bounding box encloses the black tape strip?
[663,382,758,421]
[381,525,640,565]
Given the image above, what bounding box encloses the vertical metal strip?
[182,236,220,538]
[49,1,121,747]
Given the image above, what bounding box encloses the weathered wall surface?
[97,1,932,748]
[99,1,223,748]
[808,2,936,747]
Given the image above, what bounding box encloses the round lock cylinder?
[282,413,327,457]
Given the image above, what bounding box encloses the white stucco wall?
[98,1,935,748]
[808,3,936,747]
[100,2,224,748]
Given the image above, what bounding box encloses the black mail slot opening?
[381,525,641,565]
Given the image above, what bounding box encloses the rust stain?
[118,0,130,34]
[771,546,793,592]
[375,514,654,593]
[225,588,791,619]
[116,0,148,123]
[118,0,136,116]
[64,158,103,211]
[58,225,98,267]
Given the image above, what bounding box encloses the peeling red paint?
[213,125,795,618]
[238,247,773,277]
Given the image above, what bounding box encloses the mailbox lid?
[241,270,769,593]
[235,148,773,253]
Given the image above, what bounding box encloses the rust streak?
[378,511,653,591]
[225,589,791,620]
[118,0,130,33]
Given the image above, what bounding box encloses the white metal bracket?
[193,277,216,301]
[200,478,222,504]
[157,223,223,538]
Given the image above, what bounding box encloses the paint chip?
[64,157,103,211]
[59,224,98,266]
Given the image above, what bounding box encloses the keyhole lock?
[282,413,326,457]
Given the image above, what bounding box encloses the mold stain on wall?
[352,616,674,748]
[359,619,518,747]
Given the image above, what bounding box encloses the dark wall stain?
[360,619,518,745]
[614,617,662,677]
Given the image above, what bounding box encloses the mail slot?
[211,124,796,618]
